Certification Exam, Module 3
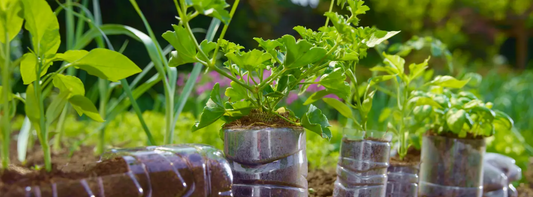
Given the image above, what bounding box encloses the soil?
[224,109,299,129]
[308,168,336,197]
[390,148,421,166]
[426,130,484,140]
[0,142,129,197]
[517,157,533,197]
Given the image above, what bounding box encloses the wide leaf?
[303,90,330,105]
[323,98,354,120]
[53,50,89,63]
[68,95,104,122]
[366,30,400,47]
[187,0,230,24]
[319,67,350,99]
[281,35,327,69]
[163,25,197,66]
[225,81,247,101]
[301,104,331,139]
[69,48,142,81]
[21,0,60,57]
[428,76,469,89]
[20,52,49,84]
[0,0,23,43]
[24,84,40,130]
[53,74,85,97]
[225,49,271,71]
[193,83,225,131]
[446,108,468,136]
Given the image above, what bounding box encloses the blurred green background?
[8,0,533,177]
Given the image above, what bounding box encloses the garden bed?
[517,158,533,197]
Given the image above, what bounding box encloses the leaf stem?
[210,0,240,64]
[324,0,335,27]
[1,23,11,170]
[35,59,52,172]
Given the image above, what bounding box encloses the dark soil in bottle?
[387,149,421,197]
[419,133,485,197]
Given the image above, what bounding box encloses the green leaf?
[193,83,225,131]
[52,50,89,63]
[21,0,60,57]
[493,110,514,130]
[361,90,376,114]
[383,53,404,74]
[254,37,282,60]
[45,92,68,125]
[276,74,297,93]
[446,108,467,135]
[413,105,432,121]
[187,0,230,24]
[409,57,430,80]
[301,104,331,139]
[20,52,48,85]
[281,35,327,69]
[24,84,40,130]
[69,48,142,82]
[409,97,442,109]
[428,75,470,89]
[68,95,104,122]
[163,25,197,66]
[197,40,217,62]
[225,49,271,71]
[53,74,85,97]
[304,90,330,105]
[366,30,400,47]
[319,67,350,99]
[369,75,395,86]
[0,0,23,43]
[225,81,247,101]
[323,98,354,120]
[369,66,396,75]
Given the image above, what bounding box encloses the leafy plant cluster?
[162,0,400,138]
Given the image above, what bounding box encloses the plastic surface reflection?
[333,130,393,197]
[224,127,308,197]
[20,144,233,197]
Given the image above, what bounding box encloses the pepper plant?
[18,0,141,171]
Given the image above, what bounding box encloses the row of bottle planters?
[8,127,522,197]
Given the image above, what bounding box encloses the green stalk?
[53,105,68,152]
[324,0,335,27]
[1,24,11,170]
[96,78,107,154]
[35,60,51,171]
[210,0,240,63]
[66,0,76,76]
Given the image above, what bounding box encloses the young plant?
[371,53,470,159]
[19,0,141,171]
[303,0,399,132]
[160,0,395,137]
[417,88,514,138]
[0,0,24,170]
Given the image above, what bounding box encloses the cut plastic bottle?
[13,144,233,197]
[386,164,419,197]
[419,135,485,197]
[224,127,308,197]
[333,130,393,197]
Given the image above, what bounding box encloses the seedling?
[18,0,141,171]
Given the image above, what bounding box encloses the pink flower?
[286,92,299,104]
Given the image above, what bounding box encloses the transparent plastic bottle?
[419,135,485,197]
[386,164,419,197]
[333,130,393,197]
[15,144,233,197]
[224,127,307,197]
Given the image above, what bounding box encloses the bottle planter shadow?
[7,144,232,197]
[419,135,485,197]
[224,127,307,197]
[333,130,393,197]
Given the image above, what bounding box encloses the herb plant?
[18,0,141,171]
[416,88,514,138]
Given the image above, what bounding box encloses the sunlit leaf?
[225,49,271,71]
[281,35,327,69]
[301,104,331,139]
[21,0,60,57]
[69,95,104,122]
[193,83,225,131]
[428,75,470,89]
[323,98,353,120]
[69,48,142,81]
[53,74,85,97]
[163,25,197,66]
[0,0,23,43]
[319,67,350,99]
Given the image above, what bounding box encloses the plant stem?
[66,0,76,76]
[212,66,255,92]
[53,105,68,152]
[210,0,240,64]
[1,24,11,170]
[35,60,51,172]
[96,77,107,154]
[324,0,335,27]
[257,67,285,91]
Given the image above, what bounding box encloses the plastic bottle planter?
[12,144,233,197]
[386,164,419,197]
[333,130,393,197]
[224,127,307,197]
[482,153,522,197]
[419,135,486,197]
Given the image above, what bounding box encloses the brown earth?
[308,168,336,197]
[517,157,533,197]
[224,109,300,129]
